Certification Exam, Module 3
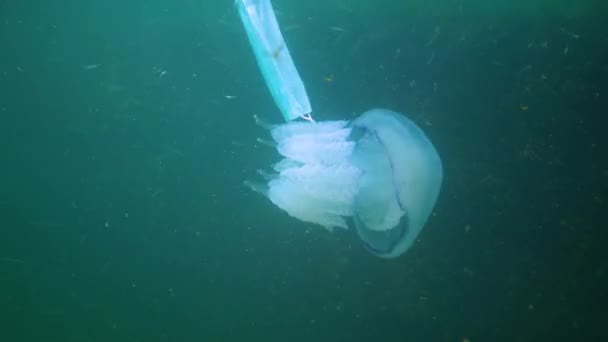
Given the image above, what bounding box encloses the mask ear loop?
[300,112,315,123]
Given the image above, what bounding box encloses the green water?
[1,0,606,341]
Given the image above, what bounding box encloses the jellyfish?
[236,0,443,257]
[246,108,442,258]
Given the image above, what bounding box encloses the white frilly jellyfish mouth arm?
[237,1,443,257]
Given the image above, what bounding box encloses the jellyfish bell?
[350,109,443,257]
[247,108,443,258]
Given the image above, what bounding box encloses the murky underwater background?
[1,0,607,341]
